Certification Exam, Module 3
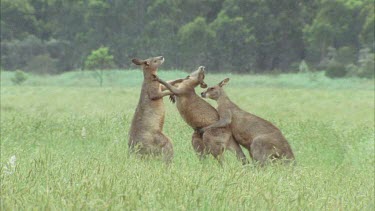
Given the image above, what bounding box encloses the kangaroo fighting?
[154,67,248,165]
[200,78,295,166]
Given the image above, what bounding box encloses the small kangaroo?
[200,78,295,166]
[129,56,183,163]
[155,67,247,164]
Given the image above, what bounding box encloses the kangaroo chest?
[176,95,218,128]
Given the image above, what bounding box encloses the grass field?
[1,70,374,210]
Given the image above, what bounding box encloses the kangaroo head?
[181,66,207,88]
[132,56,165,73]
[201,78,230,100]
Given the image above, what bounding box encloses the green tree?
[177,17,215,67]
[0,0,37,40]
[359,1,374,51]
[209,12,255,72]
[219,0,306,71]
[85,47,115,87]
[303,0,364,62]
[0,0,373,73]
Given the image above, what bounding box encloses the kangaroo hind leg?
[155,132,174,164]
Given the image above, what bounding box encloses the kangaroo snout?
[201,92,206,98]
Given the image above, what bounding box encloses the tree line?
[1,0,374,77]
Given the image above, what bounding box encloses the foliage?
[85,47,115,86]
[325,60,347,78]
[177,17,215,67]
[85,47,114,70]
[303,0,362,63]
[1,35,45,70]
[0,35,72,72]
[26,54,58,75]
[209,12,255,72]
[343,48,374,79]
[0,0,374,73]
[298,60,310,73]
[10,70,28,85]
[1,79,374,209]
[357,48,375,78]
[336,46,357,65]
[0,0,37,40]
[359,1,375,51]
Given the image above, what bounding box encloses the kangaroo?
[200,78,295,166]
[129,56,183,164]
[154,66,247,165]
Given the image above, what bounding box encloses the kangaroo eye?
[154,61,157,63]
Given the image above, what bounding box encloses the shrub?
[317,47,337,71]
[1,35,46,70]
[344,48,374,78]
[357,48,374,78]
[337,46,356,65]
[11,70,28,85]
[345,63,359,77]
[26,54,58,75]
[1,36,75,72]
[325,60,347,78]
[298,60,310,73]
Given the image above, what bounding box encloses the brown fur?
[155,67,247,164]
[201,78,295,166]
[129,56,183,164]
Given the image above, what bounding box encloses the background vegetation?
[1,0,374,77]
[1,71,374,209]
[1,0,374,209]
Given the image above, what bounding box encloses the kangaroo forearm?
[161,91,173,97]
[161,78,184,91]
[157,78,182,94]
[169,78,184,85]
[150,91,173,100]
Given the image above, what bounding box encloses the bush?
[344,48,374,78]
[26,54,58,75]
[337,46,356,65]
[1,36,75,72]
[46,39,75,71]
[298,60,310,73]
[345,63,359,77]
[357,48,374,78]
[11,70,28,85]
[325,60,347,78]
[0,35,46,70]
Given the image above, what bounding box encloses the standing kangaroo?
[129,56,183,163]
[155,67,247,164]
[200,78,295,166]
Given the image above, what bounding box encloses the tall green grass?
[1,71,374,210]
[1,70,373,90]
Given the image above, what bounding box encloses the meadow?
[1,70,374,210]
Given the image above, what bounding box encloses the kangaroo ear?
[218,78,230,87]
[200,82,207,88]
[132,58,150,66]
[132,58,143,65]
[198,70,207,88]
